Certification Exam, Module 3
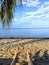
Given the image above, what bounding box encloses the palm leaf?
[0,0,22,27]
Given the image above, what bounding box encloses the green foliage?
[0,0,22,27]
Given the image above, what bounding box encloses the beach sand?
[0,39,49,65]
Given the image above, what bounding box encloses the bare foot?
[13,48,19,60]
[10,48,19,65]
[27,50,32,62]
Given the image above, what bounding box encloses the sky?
[0,0,49,28]
[0,0,49,38]
[12,0,49,28]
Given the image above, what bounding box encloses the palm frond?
[0,0,23,27]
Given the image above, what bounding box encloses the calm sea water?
[0,28,49,38]
[0,4,49,38]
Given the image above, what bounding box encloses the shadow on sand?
[0,58,12,65]
[0,50,49,65]
[33,50,49,65]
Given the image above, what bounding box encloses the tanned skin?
[10,49,33,65]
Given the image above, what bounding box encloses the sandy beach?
[0,39,49,65]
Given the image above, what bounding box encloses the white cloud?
[23,1,49,19]
[14,1,49,22]
[23,0,40,7]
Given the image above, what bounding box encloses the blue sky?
[0,0,49,28]
[11,0,49,28]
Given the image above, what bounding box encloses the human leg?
[27,50,33,65]
[10,48,18,65]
